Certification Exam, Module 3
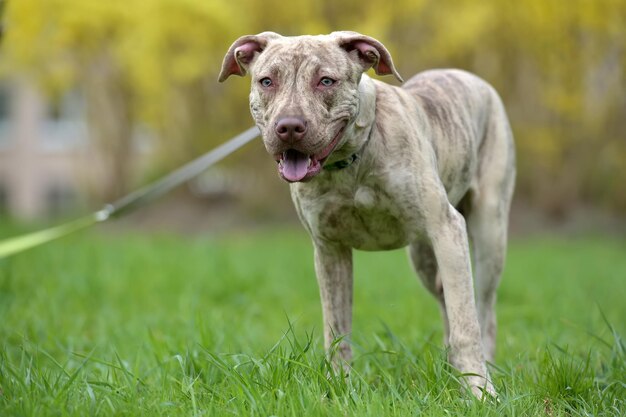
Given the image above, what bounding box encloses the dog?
[219,31,515,397]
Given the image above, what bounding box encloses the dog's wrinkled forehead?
[250,35,352,78]
[218,31,402,84]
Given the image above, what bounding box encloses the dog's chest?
[292,178,423,251]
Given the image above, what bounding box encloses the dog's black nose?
[275,117,307,143]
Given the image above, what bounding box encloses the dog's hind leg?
[407,241,450,346]
[464,92,516,362]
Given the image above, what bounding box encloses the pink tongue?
[282,149,310,181]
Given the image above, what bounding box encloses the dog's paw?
[466,375,498,401]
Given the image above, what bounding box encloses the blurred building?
[0,80,153,220]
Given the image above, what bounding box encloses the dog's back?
[397,69,513,205]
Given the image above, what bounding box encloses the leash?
[0,126,261,259]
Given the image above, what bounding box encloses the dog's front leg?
[313,241,353,369]
[429,204,496,397]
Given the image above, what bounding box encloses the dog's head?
[219,32,402,182]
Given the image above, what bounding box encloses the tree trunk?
[81,50,134,203]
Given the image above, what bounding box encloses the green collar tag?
[323,154,358,171]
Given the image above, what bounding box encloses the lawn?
[0,227,624,416]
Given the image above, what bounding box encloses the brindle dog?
[219,31,515,397]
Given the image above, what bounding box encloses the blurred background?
[0,0,624,235]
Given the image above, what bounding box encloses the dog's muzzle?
[275,123,347,182]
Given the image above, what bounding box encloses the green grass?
[0,227,624,416]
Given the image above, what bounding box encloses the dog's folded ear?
[334,31,403,83]
[218,32,281,82]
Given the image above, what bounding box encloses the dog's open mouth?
[279,149,320,182]
[276,124,346,182]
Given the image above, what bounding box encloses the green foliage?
[1,0,625,210]
[0,230,625,415]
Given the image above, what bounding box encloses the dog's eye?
[259,78,273,87]
[319,77,335,87]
